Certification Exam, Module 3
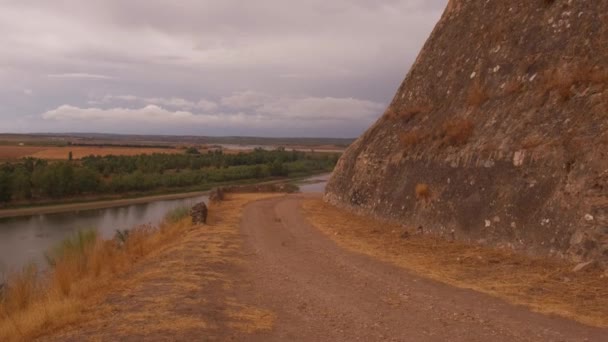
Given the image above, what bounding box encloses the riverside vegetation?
[0,148,339,206]
[0,206,192,341]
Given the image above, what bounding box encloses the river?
[0,174,329,273]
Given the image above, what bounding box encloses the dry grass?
[441,118,475,146]
[544,64,608,101]
[401,105,433,119]
[504,78,524,94]
[414,183,430,200]
[399,129,427,147]
[467,78,489,107]
[0,208,192,341]
[40,193,281,341]
[521,134,546,150]
[0,194,281,341]
[387,105,433,121]
[303,199,608,328]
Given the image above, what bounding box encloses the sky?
[0,0,447,138]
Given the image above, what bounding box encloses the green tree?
[0,171,11,203]
[185,147,200,155]
[269,160,288,177]
[10,168,32,200]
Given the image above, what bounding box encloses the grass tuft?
[164,206,190,224]
[0,211,193,341]
[441,119,475,146]
[415,184,430,200]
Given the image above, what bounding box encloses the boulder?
[190,202,208,225]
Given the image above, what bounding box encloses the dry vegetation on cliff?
[304,199,608,328]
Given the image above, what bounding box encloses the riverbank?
[0,173,330,219]
[0,191,209,219]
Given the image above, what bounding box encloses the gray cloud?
[48,73,114,80]
[0,0,447,137]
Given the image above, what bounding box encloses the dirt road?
[237,195,606,341]
[42,194,607,341]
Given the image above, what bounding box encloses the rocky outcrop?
[209,188,225,203]
[190,202,208,225]
[325,0,608,265]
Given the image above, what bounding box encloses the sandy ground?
[38,194,608,341]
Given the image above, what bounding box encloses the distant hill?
[0,133,354,148]
[326,0,608,265]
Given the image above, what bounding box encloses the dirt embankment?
[0,191,209,219]
[36,194,607,341]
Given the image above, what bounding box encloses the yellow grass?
[303,199,608,328]
[0,215,191,341]
[0,193,281,341]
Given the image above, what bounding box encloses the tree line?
[0,149,339,205]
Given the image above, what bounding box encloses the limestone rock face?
[325,0,608,264]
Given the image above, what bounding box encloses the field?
[0,146,183,161]
[0,133,349,162]
[0,146,48,160]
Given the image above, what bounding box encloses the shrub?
[442,119,475,146]
[415,183,430,200]
[544,64,608,101]
[1,264,39,312]
[401,105,433,119]
[467,78,489,107]
[504,78,524,94]
[399,129,426,147]
[45,230,98,268]
[44,230,98,296]
[164,206,190,224]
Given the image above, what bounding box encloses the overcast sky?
[0,0,446,138]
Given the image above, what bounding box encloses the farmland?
[0,146,182,161]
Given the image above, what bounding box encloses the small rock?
[572,260,595,272]
[584,214,594,221]
[485,220,492,227]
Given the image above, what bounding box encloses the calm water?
[0,175,329,273]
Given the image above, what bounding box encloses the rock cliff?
[325,0,608,264]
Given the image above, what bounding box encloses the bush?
[442,119,475,146]
[164,206,190,224]
[415,183,430,200]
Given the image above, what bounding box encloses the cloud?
[98,94,219,111]
[0,0,447,137]
[47,73,114,80]
[42,105,223,124]
[41,93,384,134]
[220,91,272,109]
